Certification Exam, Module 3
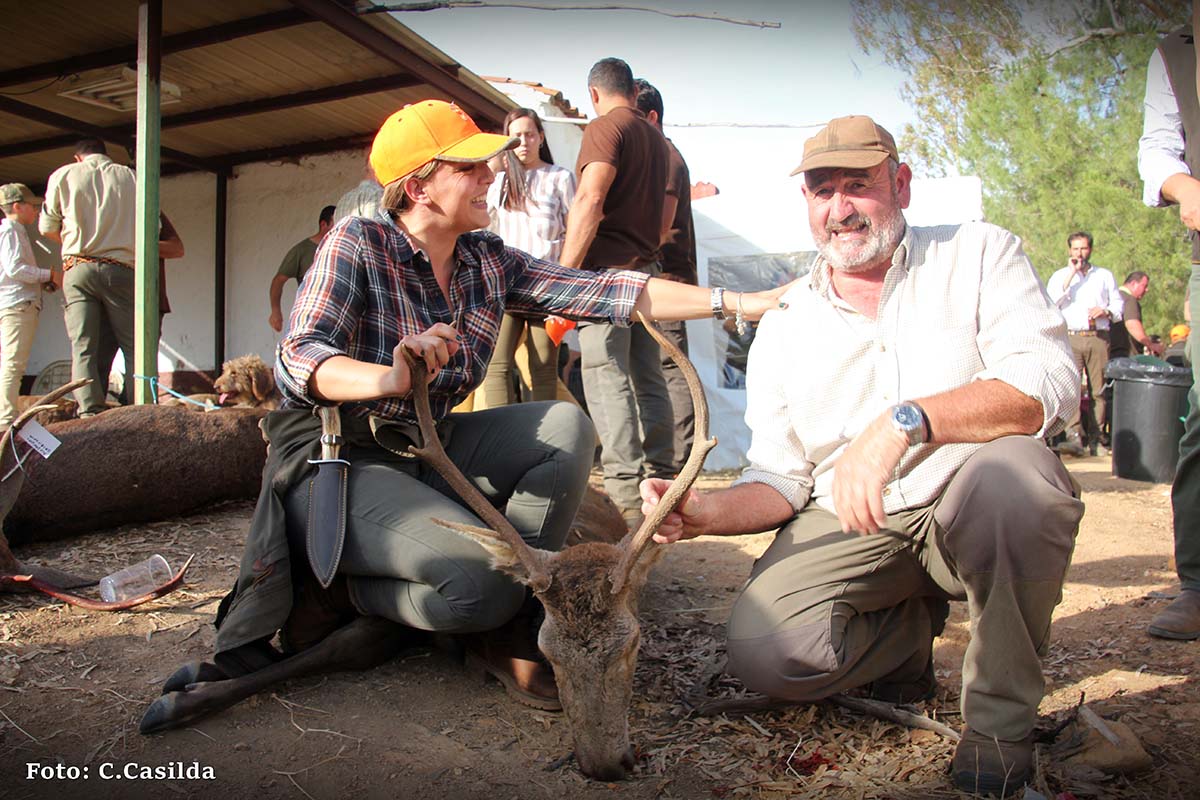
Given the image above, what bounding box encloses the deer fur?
[4,405,268,545]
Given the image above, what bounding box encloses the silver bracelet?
[710,287,727,319]
[735,292,747,336]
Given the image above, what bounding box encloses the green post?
[133,0,162,405]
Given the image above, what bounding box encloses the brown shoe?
[951,728,1034,797]
[1148,588,1200,640]
[464,613,561,711]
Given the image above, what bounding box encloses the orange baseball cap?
[791,115,899,176]
[1171,324,1190,344]
[369,100,516,187]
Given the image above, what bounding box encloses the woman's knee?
[538,400,594,451]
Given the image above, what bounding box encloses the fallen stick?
[1078,705,1122,747]
[689,692,961,742]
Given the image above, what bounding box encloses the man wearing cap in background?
[559,57,673,529]
[640,115,1082,796]
[0,183,60,429]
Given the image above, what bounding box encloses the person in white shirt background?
[0,183,60,429]
[1046,231,1123,455]
[1136,13,1200,641]
[482,108,577,406]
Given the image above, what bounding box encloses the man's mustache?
[827,213,870,234]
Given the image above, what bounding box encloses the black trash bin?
[1106,357,1193,483]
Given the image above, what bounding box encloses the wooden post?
[133,0,162,405]
[215,171,227,370]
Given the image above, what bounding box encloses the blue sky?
[397,0,916,132]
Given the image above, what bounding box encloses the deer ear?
[433,518,551,591]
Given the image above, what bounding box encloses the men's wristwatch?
[889,401,929,446]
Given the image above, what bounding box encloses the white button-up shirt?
[0,218,51,310]
[1139,47,1188,208]
[1046,263,1124,332]
[733,223,1079,516]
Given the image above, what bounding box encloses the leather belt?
[305,405,348,589]
[62,255,134,272]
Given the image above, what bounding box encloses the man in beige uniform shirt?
[640,116,1083,796]
[39,138,138,417]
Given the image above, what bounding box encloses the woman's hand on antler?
[388,324,461,395]
[639,478,706,544]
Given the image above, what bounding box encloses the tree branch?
[362,1,782,28]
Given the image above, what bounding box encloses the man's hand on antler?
[639,478,705,543]
[830,414,908,536]
[389,324,461,395]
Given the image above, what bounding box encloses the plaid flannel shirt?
[277,212,648,422]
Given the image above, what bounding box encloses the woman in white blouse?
[482,108,576,405]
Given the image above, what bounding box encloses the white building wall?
[25,149,369,382]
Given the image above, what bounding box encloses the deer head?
[404,314,715,780]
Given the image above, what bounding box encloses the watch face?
[893,404,921,430]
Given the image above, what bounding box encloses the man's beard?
[815,203,906,274]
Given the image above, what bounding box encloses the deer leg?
[139,616,406,734]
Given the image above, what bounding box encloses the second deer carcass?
[414,314,716,781]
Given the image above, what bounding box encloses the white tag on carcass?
[15,419,61,459]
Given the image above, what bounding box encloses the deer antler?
[400,348,551,592]
[3,553,195,611]
[0,378,90,462]
[609,315,716,595]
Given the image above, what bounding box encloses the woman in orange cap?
[189,100,788,714]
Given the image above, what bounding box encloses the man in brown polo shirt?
[635,77,697,472]
[559,54,681,520]
[559,57,673,526]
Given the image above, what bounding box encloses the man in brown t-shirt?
[635,78,697,472]
[1109,271,1163,358]
[559,57,673,524]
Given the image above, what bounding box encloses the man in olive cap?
[640,115,1082,796]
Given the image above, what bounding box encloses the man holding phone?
[1047,231,1123,455]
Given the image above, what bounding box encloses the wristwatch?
[710,287,727,319]
[889,401,929,446]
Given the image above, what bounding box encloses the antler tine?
[400,349,551,591]
[609,314,716,595]
[0,378,90,463]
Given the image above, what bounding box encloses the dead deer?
[0,378,196,610]
[0,379,95,590]
[421,314,715,779]
[142,315,713,783]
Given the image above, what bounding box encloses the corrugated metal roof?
[0,0,516,189]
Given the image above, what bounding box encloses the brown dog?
[212,354,279,410]
[161,354,280,411]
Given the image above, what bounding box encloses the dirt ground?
[0,456,1196,800]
